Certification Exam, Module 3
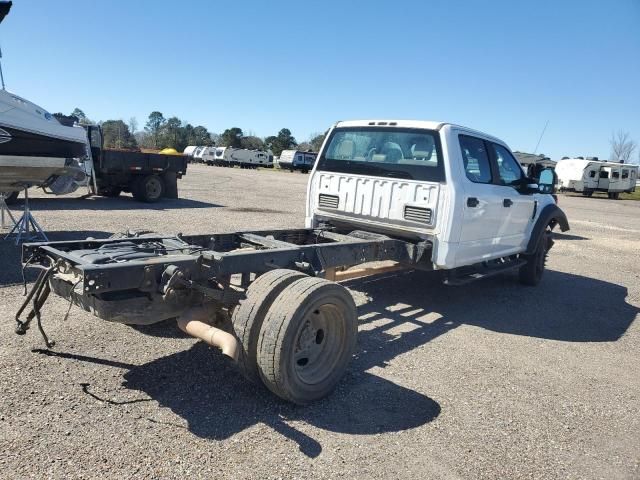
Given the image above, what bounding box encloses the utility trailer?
[16,119,569,405]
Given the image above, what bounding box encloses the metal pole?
[0,44,6,90]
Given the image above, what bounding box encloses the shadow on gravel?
[553,232,589,241]
[29,268,637,457]
[33,343,440,458]
[347,268,638,343]
[9,195,222,211]
[0,230,112,286]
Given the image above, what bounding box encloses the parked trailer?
[208,147,272,168]
[192,146,207,164]
[278,150,317,173]
[556,158,638,199]
[183,146,198,158]
[227,149,272,168]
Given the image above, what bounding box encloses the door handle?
[467,197,479,207]
[503,198,513,207]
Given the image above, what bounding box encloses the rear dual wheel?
[132,175,164,203]
[232,271,357,404]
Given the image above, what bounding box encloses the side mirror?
[538,169,556,194]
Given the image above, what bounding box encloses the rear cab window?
[316,127,444,181]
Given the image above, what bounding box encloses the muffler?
[177,307,239,361]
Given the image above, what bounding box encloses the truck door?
[456,134,506,266]
[487,142,537,256]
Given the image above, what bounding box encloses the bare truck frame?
[16,227,440,404]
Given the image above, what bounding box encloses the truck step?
[444,258,526,286]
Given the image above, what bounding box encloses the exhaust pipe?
[177,307,239,361]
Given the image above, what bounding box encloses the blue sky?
[1,0,639,160]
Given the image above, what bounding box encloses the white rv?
[201,146,219,165]
[556,158,638,199]
[209,147,271,168]
[227,149,272,168]
[183,146,198,158]
[278,150,318,173]
[192,146,207,164]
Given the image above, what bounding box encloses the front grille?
[404,206,432,224]
[318,194,339,209]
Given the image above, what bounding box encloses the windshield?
[316,127,444,181]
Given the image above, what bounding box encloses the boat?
[0,89,88,193]
[0,0,88,195]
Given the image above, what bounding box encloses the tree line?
[59,108,327,157]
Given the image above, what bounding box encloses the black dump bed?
[100,150,187,177]
[94,149,188,201]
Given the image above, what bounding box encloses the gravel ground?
[0,165,638,479]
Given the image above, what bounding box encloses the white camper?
[227,149,272,168]
[192,146,207,164]
[211,147,231,166]
[201,146,219,165]
[278,150,318,173]
[556,158,638,199]
[183,146,198,158]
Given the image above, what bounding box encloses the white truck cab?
[306,120,568,276]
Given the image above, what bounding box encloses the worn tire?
[132,175,164,203]
[2,191,19,204]
[257,276,357,404]
[519,226,551,286]
[231,269,307,382]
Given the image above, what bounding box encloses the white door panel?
[492,186,536,256]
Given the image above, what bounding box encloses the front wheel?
[519,227,551,286]
[257,276,357,404]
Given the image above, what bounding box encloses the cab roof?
[334,120,506,145]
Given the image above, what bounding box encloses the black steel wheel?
[231,269,307,382]
[257,276,357,404]
[519,226,551,286]
[132,175,164,203]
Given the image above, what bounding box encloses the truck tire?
[582,190,593,197]
[2,191,19,204]
[231,269,307,383]
[132,175,164,203]
[519,226,551,286]
[98,187,121,197]
[607,192,620,200]
[257,276,358,404]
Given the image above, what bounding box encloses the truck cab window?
[621,170,628,179]
[459,135,492,183]
[589,170,596,178]
[492,143,524,186]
